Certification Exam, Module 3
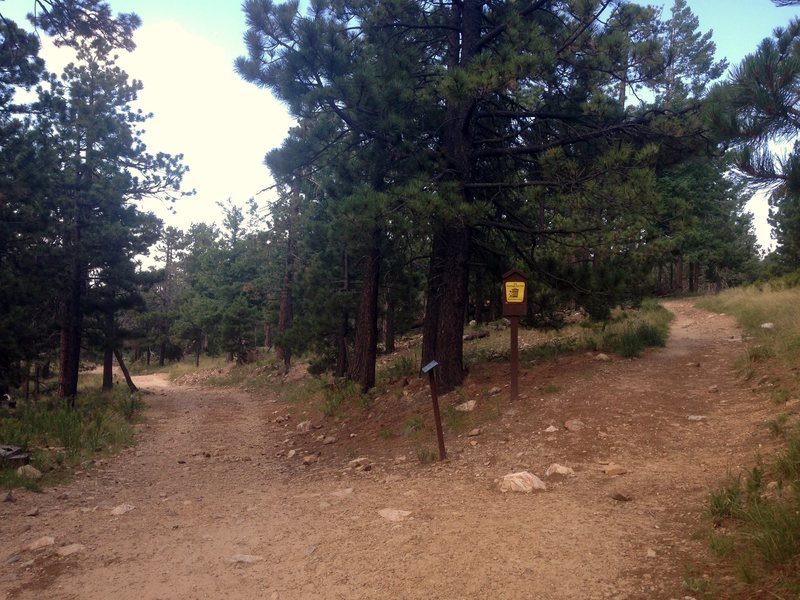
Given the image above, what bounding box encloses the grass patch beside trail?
[582,299,673,358]
[0,384,145,490]
[695,284,800,597]
[465,298,673,367]
[698,286,800,368]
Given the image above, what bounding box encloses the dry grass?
[697,285,800,596]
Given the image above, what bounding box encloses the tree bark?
[102,347,113,390]
[420,1,481,391]
[102,312,114,391]
[59,249,83,404]
[114,349,137,393]
[335,250,350,379]
[276,179,300,373]
[422,224,471,392]
[348,229,381,392]
[382,293,395,354]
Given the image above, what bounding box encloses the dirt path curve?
[0,300,779,600]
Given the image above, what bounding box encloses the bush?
[0,386,144,489]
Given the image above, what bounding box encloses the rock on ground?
[564,419,585,432]
[16,465,42,480]
[24,536,55,552]
[56,543,86,557]
[545,463,575,477]
[378,508,412,522]
[455,400,477,412]
[111,503,135,516]
[498,471,546,493]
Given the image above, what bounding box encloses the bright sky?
[4,0,800,251]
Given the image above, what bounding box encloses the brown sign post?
[502,269,527,401]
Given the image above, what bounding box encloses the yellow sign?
[505,282,525,303]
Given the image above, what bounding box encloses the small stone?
[455,400,476,412]
[296,421,312,433]
[489,386,502,396]
[2,490,15,503]
[594,353,611,362]
[467,428,481,437]
[498,471,547,493]
[470,440,478,447]
[56,543,86,557]
[25,506,40,517]
[564,419,585,432]
[707,385,719,393]
[602,463,628,476]
[545,463,575,477]
[322,436,337,445]
[611,492,633,502]
[687,415,707,421]
[646,548,657,558]
[16,465,42,480]
[228,554,262,564]
[766,480,779,491]
[378,508,411,522]
[56,492,70,500]
[761,322,775,329]
[348,457,370,469]
[544,425,559,433]
[24,536,55,551]
[110,503,135,516]
[286,449,297,459]
[302,454,318,466]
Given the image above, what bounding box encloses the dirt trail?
[0,300,781,599]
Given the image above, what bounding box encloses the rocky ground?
[0,300,785,599]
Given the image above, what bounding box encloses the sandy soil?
[0,300,783,600]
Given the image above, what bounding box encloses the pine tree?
[711,16,800,267]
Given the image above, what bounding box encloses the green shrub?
[708,475,742,522]
[322,380,361,417]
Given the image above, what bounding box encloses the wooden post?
[422,360,446,460]
[502,269,528,402]
[510,316,519,401]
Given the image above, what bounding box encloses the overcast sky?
[4,0,800,250]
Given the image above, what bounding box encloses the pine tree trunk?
[59,244,83,405]
[276,179,300,373]
[383,294,395,354]
[675,255,684,293]
[103,312,114,391]
[422,225,470,392]
[348,230,381,392]
[102,348,113,390]
[264,323,272,350]
[335,251,350,379]
[158,339,166,367]
[114,349,137,393]
[195,341,201,368]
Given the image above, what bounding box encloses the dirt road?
[0,301,779,599]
